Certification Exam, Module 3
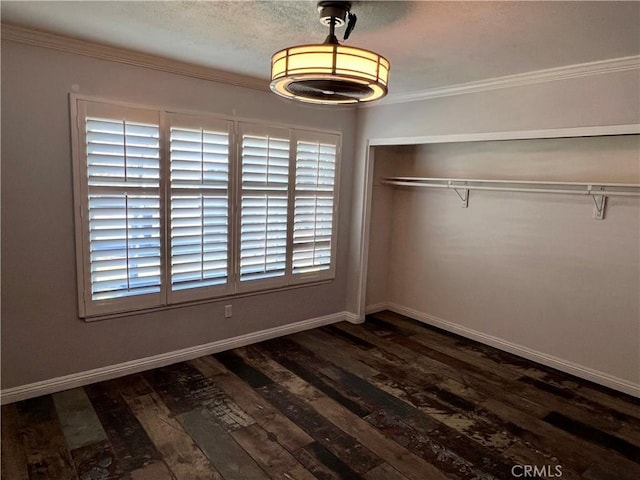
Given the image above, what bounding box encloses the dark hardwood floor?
[2,310,640,480]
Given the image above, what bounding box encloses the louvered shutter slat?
[241,135,290,195]
[240,130,290,282]
[86,118,160,191]
[169,125,229,291]
[292,138,337,275]
[85,115,162,301]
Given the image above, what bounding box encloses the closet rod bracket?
[450,181,469,208]
[591,190,607,220]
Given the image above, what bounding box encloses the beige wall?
[0,40,356,389]
[3,36,639,395]
[356,71,640,393]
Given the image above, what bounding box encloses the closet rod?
[381,178,640,197]
[386,177,640,188]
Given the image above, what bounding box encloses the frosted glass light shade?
[270,43,390,105]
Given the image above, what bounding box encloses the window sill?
[81,278,334,322]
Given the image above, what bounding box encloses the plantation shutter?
[239,125,290,285]
[168,115,232,300]
[74,97,341,318]
[80,102,163,315]
[293,132,339,276]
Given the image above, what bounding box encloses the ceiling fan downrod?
[318,1,357,43]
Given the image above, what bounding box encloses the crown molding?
[379,55,640,106]
[4,23,638,105]
[1,23,269,92]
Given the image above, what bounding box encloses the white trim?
[369,124,640,147]
[368,303,640,398]
[364,303,388,315]
[376,55,640,105]
[70,94,86,317]
[1,23,268,93]
[356,144,376,320]
[0,311,349,405]
[344,312,364,324]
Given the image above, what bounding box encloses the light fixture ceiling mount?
[270,1,390,105]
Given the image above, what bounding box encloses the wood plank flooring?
[2,311,639,479]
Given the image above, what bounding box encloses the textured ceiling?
[2,1,639,95]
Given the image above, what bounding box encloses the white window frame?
[71,95,341,319]
[291,129,340,283]
[166,113,235,304]
[236,123,292,293]
[72,100,166,317]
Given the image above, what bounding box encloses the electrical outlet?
[224,305,232,318]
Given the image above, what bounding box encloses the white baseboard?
[367,303,640,398]
[364,303,389,315]
[344,311,365,324]
[1,311,349,405]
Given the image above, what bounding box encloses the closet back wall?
[367,135,640,392]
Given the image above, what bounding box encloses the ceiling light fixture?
[270,1,390,105]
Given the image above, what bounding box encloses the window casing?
[72,97,340,318]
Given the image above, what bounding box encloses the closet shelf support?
[591,187,607,220]
[450,181,469,208]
